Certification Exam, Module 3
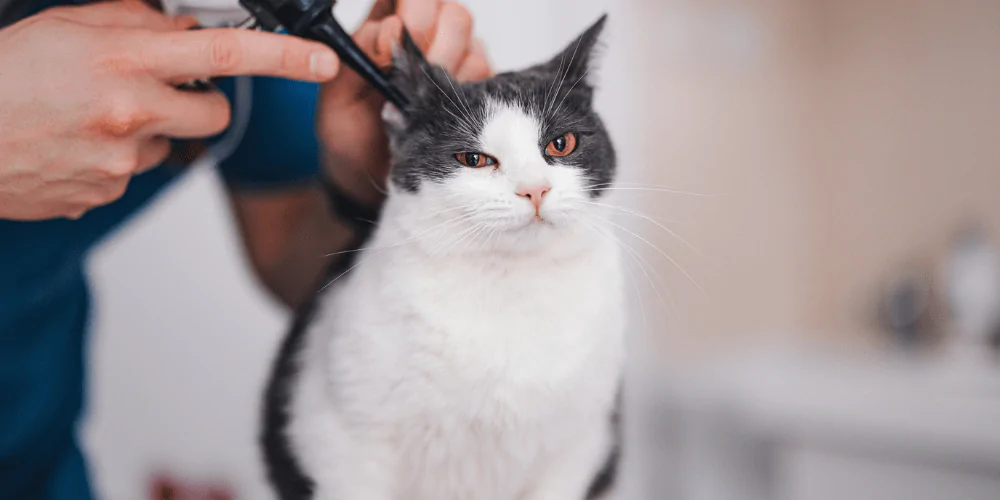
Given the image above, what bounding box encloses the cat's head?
[382,15,615,254]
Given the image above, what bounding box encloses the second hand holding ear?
[317,0,492,208]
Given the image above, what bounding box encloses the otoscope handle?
[307,19,409,110]
[237,0,409,111]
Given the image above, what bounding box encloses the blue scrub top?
[0,3,325,497]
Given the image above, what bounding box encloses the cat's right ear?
[382,101,407,130]
[388,29,433,108]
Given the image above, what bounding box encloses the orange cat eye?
[455,152,498,168]
[545,132,578,157]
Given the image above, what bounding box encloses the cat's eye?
[545,132,579,157]
[455,152,498,168]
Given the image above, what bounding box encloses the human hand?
[0,0,340,220]
[317,0,491,207]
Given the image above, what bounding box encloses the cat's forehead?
[463,71,575,114]
[479,99,543,155]
[403,71,593,140]
[387,58,614,193]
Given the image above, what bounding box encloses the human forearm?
[228,183,358,310]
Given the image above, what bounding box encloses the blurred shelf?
[645,347,1000,500]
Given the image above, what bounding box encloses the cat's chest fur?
[323,222,622,402]
[288,221,624,500]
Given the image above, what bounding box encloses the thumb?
[322,16,403,103]
[365,0,397,22]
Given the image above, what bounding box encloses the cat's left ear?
[536,14,608,87]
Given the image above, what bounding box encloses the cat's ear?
[388,28,434,104]
[536,14,608,87]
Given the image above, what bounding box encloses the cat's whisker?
[545,34,585,119]
[319,213,485,291]
[420,33,478,126]
[470,224,497,253]
[461,224,491,253]
[541,49,569,118]
[429,220,485,257]
[462,223,491,250]
[318,245,384,293]
[576,199,707,261]
[579,186,715,197]
[424,88,477,136]
[318,238,405,292]
[549,67,591,119]
[446,76,477,129]
[622,254,648,331]
[393,209,478,240]
[446,224,482,255]
[477,227,493,252]
[575,198,689,227]
[587,218,664,325]
[322,212,478,259]
[483,225,503,252]
[592,214,707,297]
[443,223,488,257]
[411,212,479,241]
[321,246,375,258]
[577,217,648,330]
[430,221,478,255]
[417,63,478,136]
[418,203,480,221]
[365,169,389,197]
[633,245,683,329]
[397,210,479,247]
[439,102,478,138]
[444,72,478,128]
[586,216,681,327]
[583,180,708,190]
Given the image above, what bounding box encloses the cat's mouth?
[519,214,557,231]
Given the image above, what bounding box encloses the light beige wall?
[810,0,1000,339]
[631,0,1000,362]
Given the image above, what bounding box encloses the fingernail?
[310,51,338,80]
[175,15,201,29]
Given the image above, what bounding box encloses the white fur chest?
[291,221,625,500]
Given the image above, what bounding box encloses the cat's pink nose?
[516,183,552,213]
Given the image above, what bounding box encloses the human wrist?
[322,154,387,208]
[320,156,385,229]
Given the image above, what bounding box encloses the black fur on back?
[260,225,373,500]
[586,387,623,499]
[260,300,316,500]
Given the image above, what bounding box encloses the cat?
[261,15,624,500]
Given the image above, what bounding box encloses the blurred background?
[80,0,1000,499]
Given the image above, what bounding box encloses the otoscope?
[233,0,409,111]
[171,0,409,169]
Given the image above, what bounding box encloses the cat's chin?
[484,218,594,254]
[500,216,563,237]
[510,209,578,230]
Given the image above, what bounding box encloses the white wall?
[82,1,644,498]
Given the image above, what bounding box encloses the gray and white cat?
[262,16,624,500]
